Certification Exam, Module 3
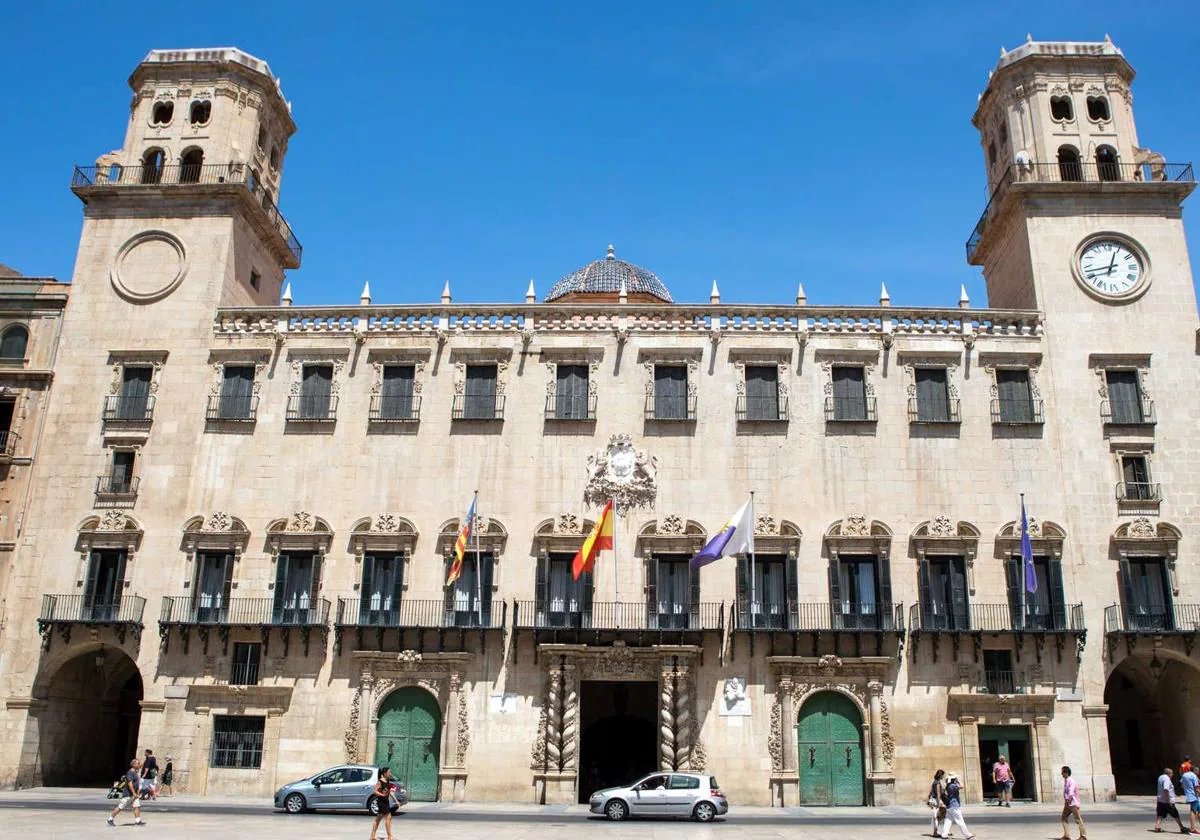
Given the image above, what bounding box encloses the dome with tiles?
[544,245,673,303]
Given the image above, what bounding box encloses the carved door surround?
[529,643,707,804]
[767,655,895,806]
[349,650,472,802]
[946,691,1057,804]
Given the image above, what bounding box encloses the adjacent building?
[0,40,1197,808]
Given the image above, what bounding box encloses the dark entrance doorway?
[578,680,658,803]
[35,646,144,785]
[978,725,1034,801]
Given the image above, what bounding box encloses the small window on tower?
[151,101,174,125]
[189,100,212,125]
[1057,145,1082,182]
[1050,95,1073,122]
[999,122,1008,146]
[180,148,204,183]
[249,270,261,292]
[988,142,997,167]
[1087,96,1111,122]
[257,126,267,150]
[269,146,280,172]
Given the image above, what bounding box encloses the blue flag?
[1020,500,1037,594]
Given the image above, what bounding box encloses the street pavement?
[0,788,1185,839]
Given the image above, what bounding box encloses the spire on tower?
[360,281,371,306]
[879,283,891,307]
[525,278,536,303]
[441,281,452,305]
[281,282,293,306]
[710,279,720,304]
[959,284,970,309]
[796,282,807,306]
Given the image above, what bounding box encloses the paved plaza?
[0,789,1175,839]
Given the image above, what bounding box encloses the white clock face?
[1078,240,1143,297]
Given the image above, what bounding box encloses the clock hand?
[1107,251,1118,274]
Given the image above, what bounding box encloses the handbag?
[387,792,400,813]
[927,794,938,808]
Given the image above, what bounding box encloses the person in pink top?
[1060,765,1086,840]
[993,755,1015,807]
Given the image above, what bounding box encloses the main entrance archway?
[36,645,143,785]
[1105,655,1200,794]
[375,687,441,801]
[577,680,658,803]
[797,691,865,805]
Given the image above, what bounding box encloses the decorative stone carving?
[768,696,783,773]
[1128,517,1155,538]
[397,649,422,669]
[561,667,578,771]
[101,510,132,531]
[287,512,314,532]
[880,699,895,765]
[720,676,751,716]
[556,513,580,534]
[929,515,954,536]
[660,674,676,770]
[529,706,549,771]
[456,683,470,765]
[756,516,777,535]
[584,433,658,511]
[660,514,684,534]
[209,360,266,396]
[289,357,346,395]
[596,643,636,677]
[344,689,361,762]
[817,654,843,674]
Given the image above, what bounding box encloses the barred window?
[211,716,264,768]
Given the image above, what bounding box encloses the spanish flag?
[572,500,614,580]
[447,494,477,586]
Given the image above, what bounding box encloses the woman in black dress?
[369,767,396,840]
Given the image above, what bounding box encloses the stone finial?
[1026,33,1033,43]
[281,282,293,306]
[958,284,970,309]
[360,280,371,306]
[710,279,720,305]
[796,282,807,306]
[1000,46,1007,57]
[618,277,628,304]
[606,244,616,261]
[879,283,891,307]
[525,278,536,303]
[441,280,452,305]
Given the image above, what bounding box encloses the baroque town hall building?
[0,39,1197,807]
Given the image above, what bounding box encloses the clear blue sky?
[3,1,1199,308]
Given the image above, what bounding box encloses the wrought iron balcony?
[732,601,903,633]
[967,161,1195,260]
[286,394,338,423]
[907,397,961,425]
[736,395,789,422]
[159,595,331,656]
[544,393,597,422]
[1116,481,1162,504]
[909,602,1085,634]
[451,394,505,421]
[513,600,724,632]
[336,597,505,630]
[0,430,17,459]
[824,395,877,423]
[102,395,155,426]
[38,593,146,648]
[983,669,1019,695]
[369,394,421,423]
[644,394,697,422]
[1104,603,1200,635]
[206,394,259,423]
[1100,396,1155,426]
[95,474,139,500]
[990,398,1045,425]
[71,163,302,266]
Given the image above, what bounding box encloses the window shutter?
[828,557,843,627]
[689,563,701,628]
[746,366,778,419]
[535,554,549,623]
[877,557,893,629]
[382,365,415,417]
[833,367,865,418]
[394,555,406,606]
[916,369,946,420]
[1107,370,1140,423]
[221,554,234,610]
[581,570,595,626]
[1048,559,1066,629]
[645,558,658,629]
[785,555,798,629]
[918,559,932,628]
[273,554,289,620]
[481,554,495,625]
[735,557,749,627]
[309,556,323,622]
[1005,557,1022,629]
[360,554,376,614]
[83,551,103,610]
[443,556,456,623]
[123,367,151,399]
[949,558,969,629]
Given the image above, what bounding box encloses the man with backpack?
[107,759,146,827]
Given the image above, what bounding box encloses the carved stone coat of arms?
[584,434,657,511]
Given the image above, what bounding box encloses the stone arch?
[794,688,867,806]
[634,516,707,557]
[995,518,1066,558]
[792,682,870,722]
[348,514,419,558]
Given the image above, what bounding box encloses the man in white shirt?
[1155,767,1189,835]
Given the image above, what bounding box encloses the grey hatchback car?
[589,772,728,821]
[273,764,410,814]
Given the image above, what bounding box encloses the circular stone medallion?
[110,231,188,303]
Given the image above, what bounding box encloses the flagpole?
[749,491,757,627]
[473,490,482,627]
[1018,492,1026,630]
[613,500,621,629]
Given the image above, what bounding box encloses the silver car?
[589,772,728,822]
[273,764,409,814]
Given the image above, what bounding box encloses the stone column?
[545,663,563,770]
[674,665,693,770]
[355,675,374,764]
[779,678,796,772]
[445,673,463,769]
[1082,704,1115,801]
[957,715,980,803]
[561,663,579,772]
[1034,715,1053,803]
[660,667,677,771]
[867,680,884,775]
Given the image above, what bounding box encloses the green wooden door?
[797,691,864,805]
[375,687,441,801]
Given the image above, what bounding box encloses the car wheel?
[284,792,307,814]
[605,799,629,821]
[693,801,717,822]
[367,796,381,816]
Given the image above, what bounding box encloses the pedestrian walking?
[140,748,159,800]
[159,757,174,797]
[107,759,146,827]
[1060,765,1087,840]
[938,772,975,840]
[928,769,947,837]
[1155,767,1189,834]
[1181,763,1199,835]
[993,754,1015,806]
[369,766,397,840]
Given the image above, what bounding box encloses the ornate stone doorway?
[577,680,657,802]
[797,691,864,805]
[375,686,441,801]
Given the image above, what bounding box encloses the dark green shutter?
[918,559,932,629]
[1005,557,1022,629]
[949,558,969,629]
[581,570,595,626]
[443,556,456,623]
[480,554,494,625]
[1048,559,1066,629]
[382,365,415,418]
[828,557,843,628]
[877,557,893,629]
[785,555,798,629]
[273,553,290,621]
[360,554,376,615]
[689,563,701,628]
[645,558,658,628]
[916,368,949,421]
[535,554,549,624]
[735,557,750,627]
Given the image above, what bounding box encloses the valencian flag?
[572,500,614,580]
[1020,498,1037,594]
[690,498,755,571]
[447,494,477,586]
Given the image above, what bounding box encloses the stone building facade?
[1,41,1198,808]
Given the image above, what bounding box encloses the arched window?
[269,146,280,172]
[189,100,212,125]
[151,101,174,126]
[1096,146,1120,182]
[1087,96,1111,122]
[0,325,28,360]
[141,149,165,184]
[1050,95,1074,122]
[180,148,204,184]
[1057,145,1082,182]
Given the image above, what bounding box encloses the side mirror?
[312,780,321,788]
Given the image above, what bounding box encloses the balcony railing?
[102,395,155,425]
[335,597,505,630]
[825,396,877,423]
[40,593,146,626]
[286,394,338,423]
[967,161,1195,259]
[513,600,724,632]
[1101,396,1156,426]
[983,669,1019,694]
[907,397,961,425]
[206,394,259,423]
[0,430,17,458]
[732,601,903,632]
[1116,481,1162,503]
[1105,603,1200,634]
[910,602,1085,633]
[451,394,505,421]
[544,393,597,422]
[160,595,330,626]
[71,163,302,265]
[229,660,260,686]
[736,395,789,422]
[644,394,697,422]
[95,474,140,498]
[990,398,1045,425]
[369,394,421,423]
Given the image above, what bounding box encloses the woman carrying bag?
[928,769,947,837]
[369,767,398,840]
